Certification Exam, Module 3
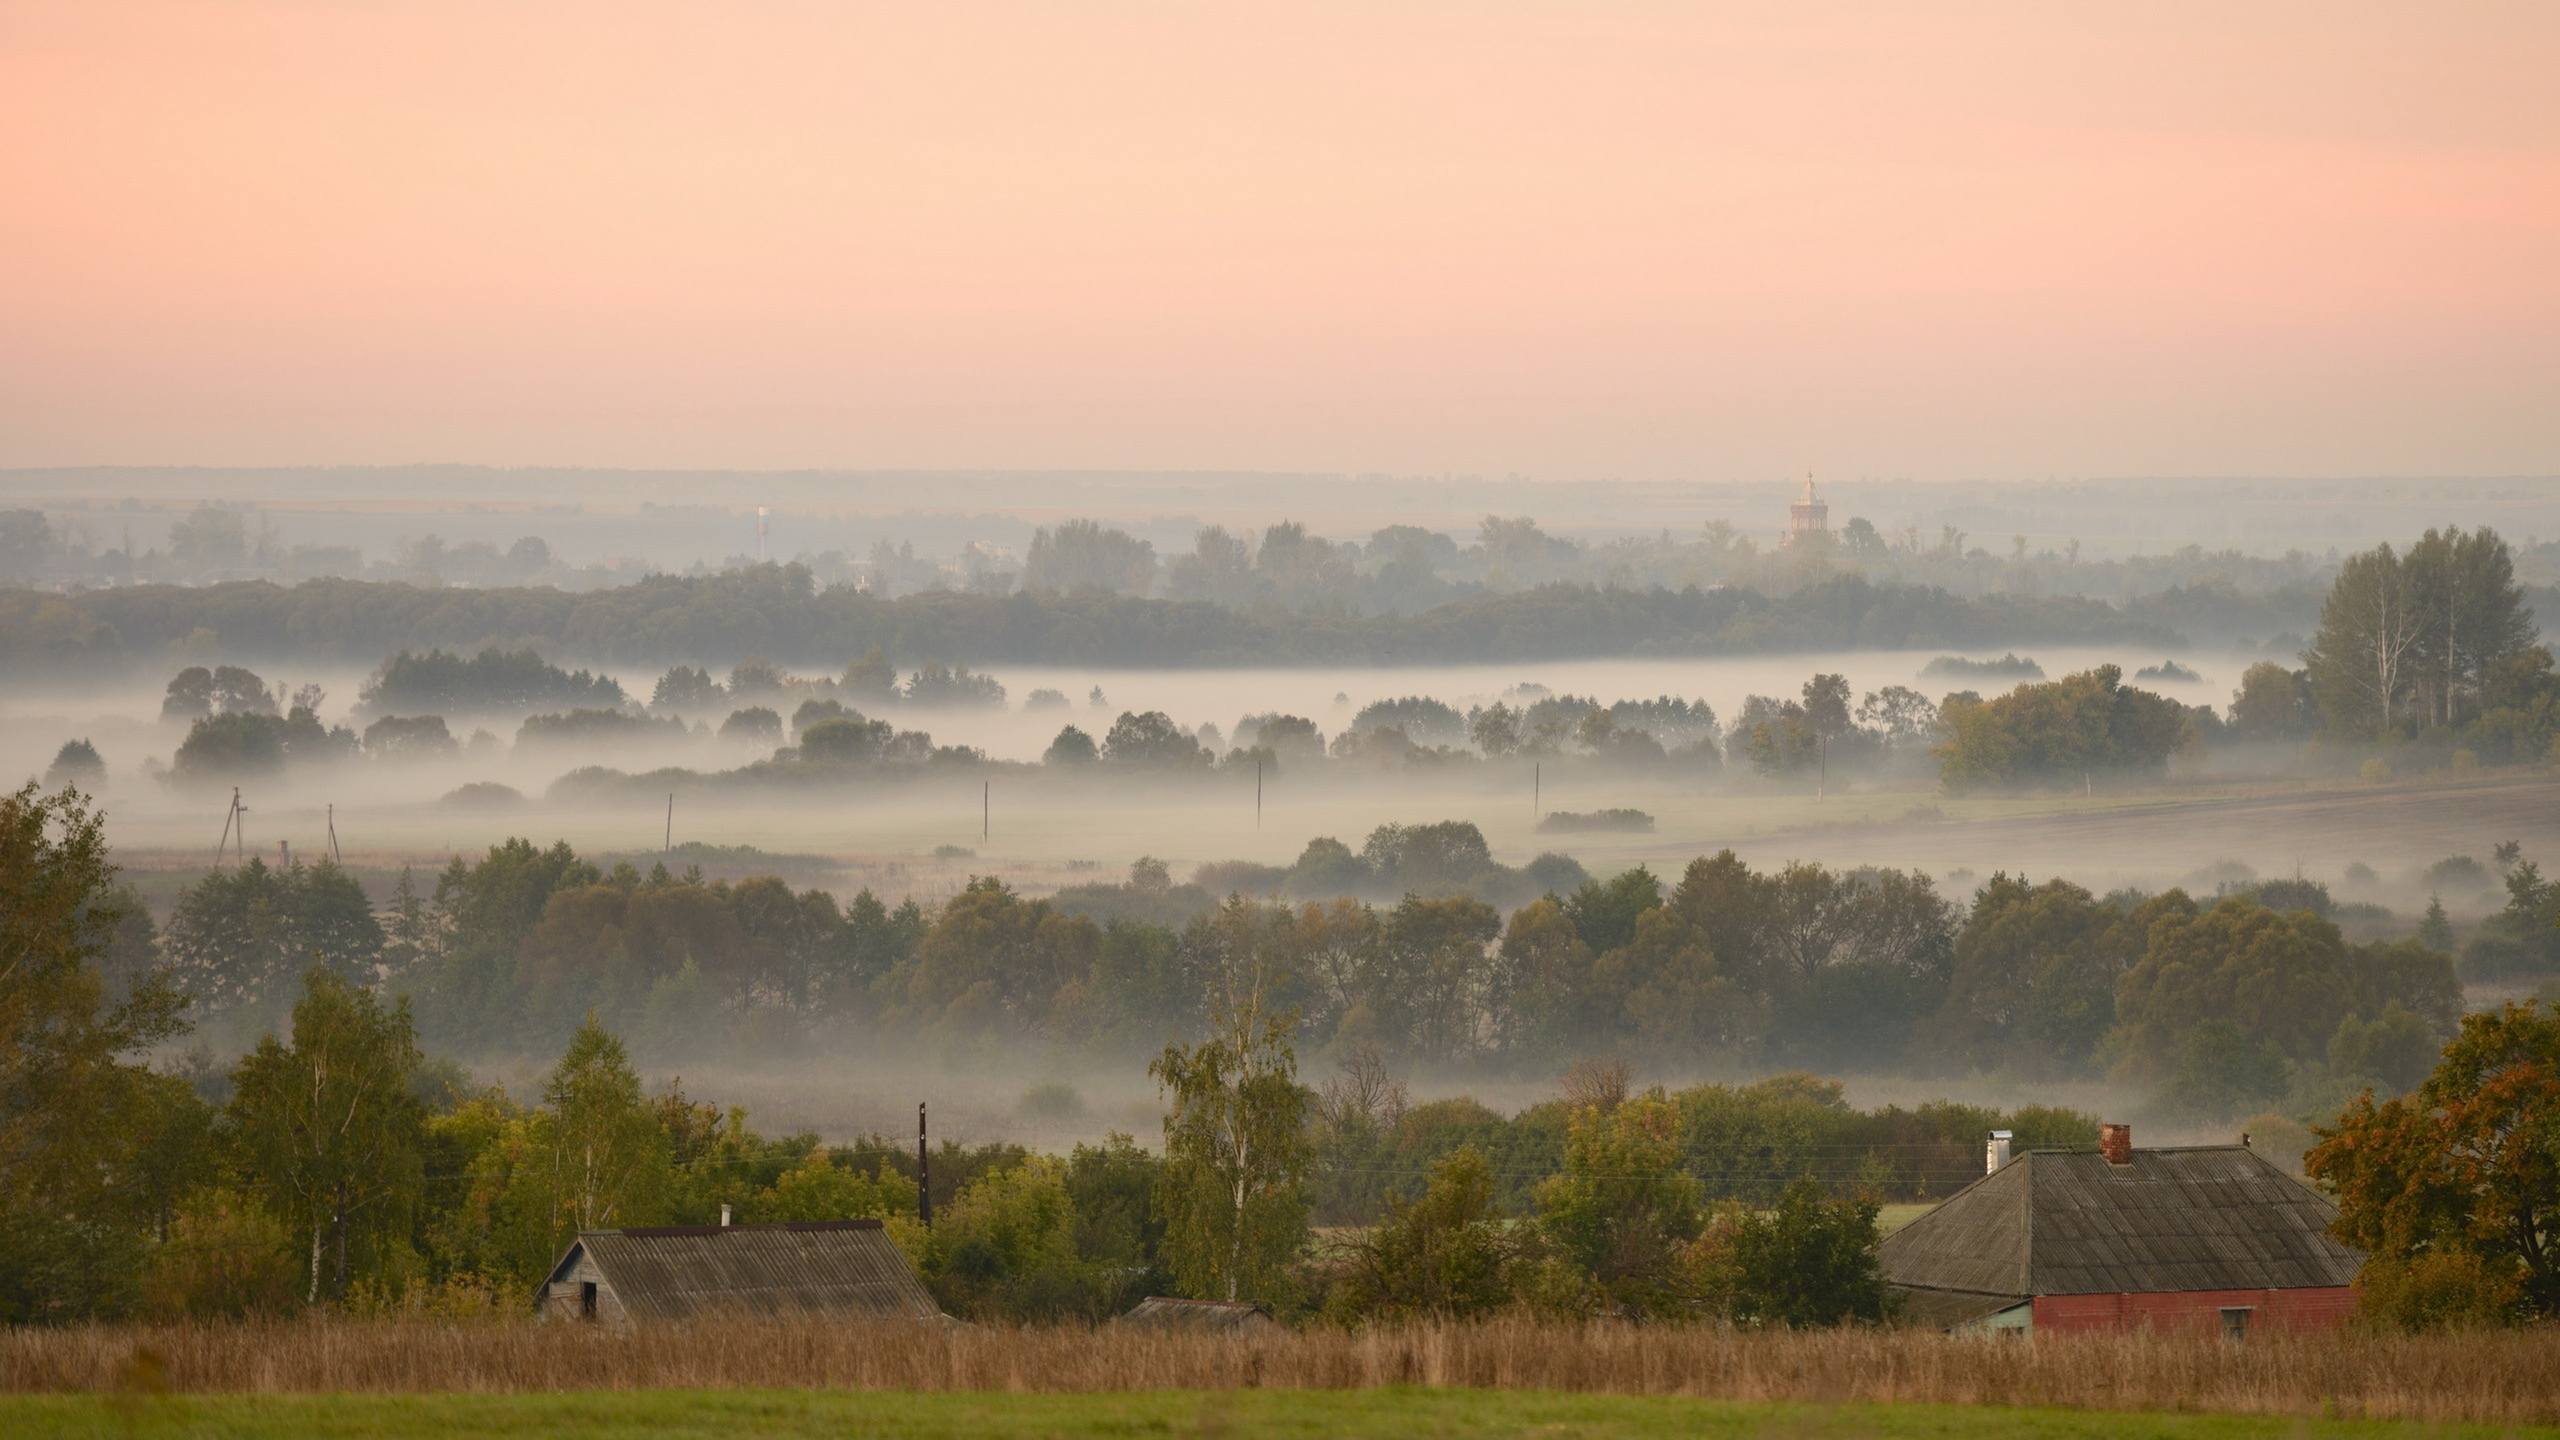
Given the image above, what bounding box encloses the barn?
[537,1217,943,1325]
[1881,1125,2363,1336]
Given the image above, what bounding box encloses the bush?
[1017,1083,1087,1124]
[1534,809,1655,835]
[1684,1178,1887,1329]
[2356,1251,2523,1331]
[2361,757,2393,783]
[142,1188,302,1320]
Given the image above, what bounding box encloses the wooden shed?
[1115,1296,1279,1334]
[1880,1128,2362,1336]
[538,1218,941,1326]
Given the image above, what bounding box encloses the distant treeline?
[1,568,2182,672]
[135,818,2519,1125]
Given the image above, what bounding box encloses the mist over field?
[9,5,2560,1380]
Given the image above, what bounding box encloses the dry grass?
[6,1317,2558,1426]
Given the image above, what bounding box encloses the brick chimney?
[2100,1123,2132,1165]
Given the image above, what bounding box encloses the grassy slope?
[10,1389,2556,1440]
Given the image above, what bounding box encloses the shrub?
[2356,1251,2523,1331]
[2361,757,2393,783]
[1018,1083,1087,1124]
[1534,809,1655,835]
[141,1188,301,1321]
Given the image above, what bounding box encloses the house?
[1115,1296,1279,1334]
[1880,1124,2362,1336]
[537,1217,942,1325]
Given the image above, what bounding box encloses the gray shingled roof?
[1878,1146,2362,1298]
[559,1219,941,1323]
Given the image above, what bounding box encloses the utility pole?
[917,1102,932,1228]
[663,793,674,854]
[326,803,343,865]
[982,780,989,841]
[1533,762,1540,821]
[1255,756,1263,830]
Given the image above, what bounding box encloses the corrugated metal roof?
[556,1219,942,1323]
[1117,1296,1278,1332]
[1878,1146,2362,1297]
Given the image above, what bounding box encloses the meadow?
[6,1317,2559,1431]
[12,1387,2556,1439]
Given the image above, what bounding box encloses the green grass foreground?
[8,1388,2557,1440]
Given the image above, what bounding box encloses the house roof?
[550,1219,941,1323]
[1116,1296,1277,1332]
[1890,1286,2027,1329]
[1878,1146,2362,1298]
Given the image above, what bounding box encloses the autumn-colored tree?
[2306,1001,2559,1320]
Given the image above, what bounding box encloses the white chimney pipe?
[719,1203,732,1227]
[1986,1130,2014,1174]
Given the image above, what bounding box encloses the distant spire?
[1802,471,1817,503]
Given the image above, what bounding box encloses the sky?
[4,2,2557,480]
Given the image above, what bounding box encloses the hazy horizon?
[6,3,2557,478]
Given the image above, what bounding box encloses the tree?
[226,971,426,1304]
[2404,527,2537,727]
[2306,544,2423,738]
[925,1156,1099,1320]
[162,858,386,1018]
[1023,519,1156,597]
[43,739,104,790]
[2227,661,2315,741]
[2307,1001,2559,1319]
[541,1017,673,1236]
[1332,1146,1524,1321]
[1150,975,1309,1303]
[1686,1178,1886,1328]
[718,706,783,743]
[1935,666,2188,791]
[2419,895,2455,952]
[1801,673,1852,797]
[1535,1093,1702,1317]
[360,714,457,761]
[1104,711,1209,768]
[0,783,189,1322]
[1042,724,1099,766]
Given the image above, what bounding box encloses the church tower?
[1785,472,1829,547]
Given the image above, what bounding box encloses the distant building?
[538,1217,942,1326]
[1115,1296,1279,1334]
[1783,473,1829,547]
[1880,1124,2361,1335]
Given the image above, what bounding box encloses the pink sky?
[4,2,2556,479]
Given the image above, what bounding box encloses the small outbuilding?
[1881,1124,2362,1336]
[1115,1296,1279,1334]
[538,1217,941,1326]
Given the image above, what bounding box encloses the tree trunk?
[309,1222,323,1306]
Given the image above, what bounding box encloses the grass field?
[13,1319,2560,1429]
[10,1388,2559,1440]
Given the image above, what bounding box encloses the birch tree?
[2307,544,2422,739]
[1150,949,1309,1303]
[541,1015,671,1235]
[226,971,424,1304]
